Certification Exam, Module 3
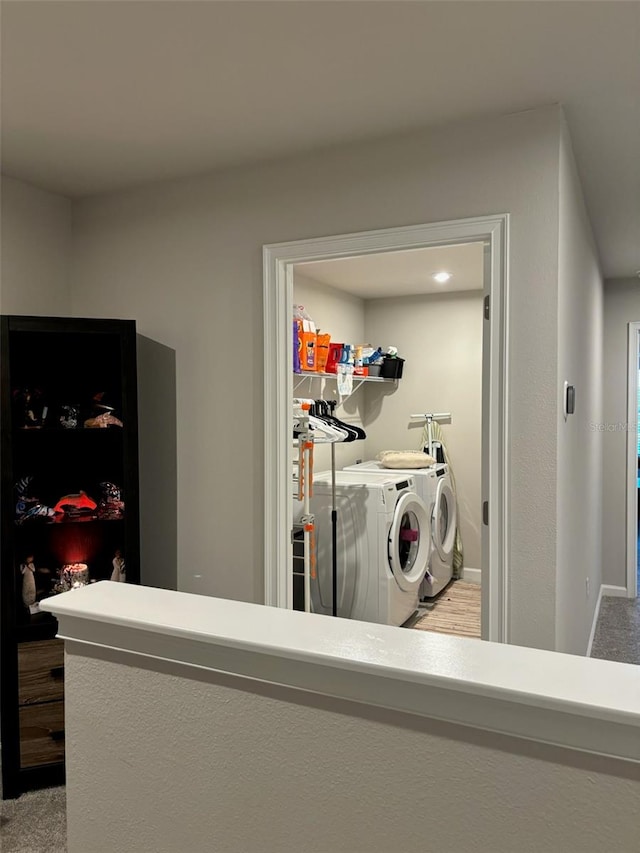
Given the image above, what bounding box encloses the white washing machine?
[344,460,457,597]
[308,470,431,626]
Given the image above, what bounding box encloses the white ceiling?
[296,243,484,298]
[1,2,639,278]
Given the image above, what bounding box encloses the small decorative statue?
[13,387,48,429]
[84,391,123,429]
[59,404,80,429]
[20,555,38,612]
[84,411,124,429]
[97,481,125,520]
[110,549,126,583]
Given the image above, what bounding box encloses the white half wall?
[364,290,483,571]
[602,277,640,588]
[44,583,639,853]
[0,175,71,315]
[64,643,639,853]
[70,106,562,648]
[555,120,604,655]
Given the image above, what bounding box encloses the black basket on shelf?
[380,356,405,379]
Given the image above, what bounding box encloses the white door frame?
[625,322,639,598]
[263,214,510,643]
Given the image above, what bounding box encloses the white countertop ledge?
[41,583,640,762]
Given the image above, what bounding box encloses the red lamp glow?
[49,525,103,565]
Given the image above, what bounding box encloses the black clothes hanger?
[322,400,366,441]
[310,400,357,442]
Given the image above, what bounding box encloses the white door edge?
[625,323,640,598]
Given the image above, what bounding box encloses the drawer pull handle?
[50,667,64,679]
[49,729,65,742]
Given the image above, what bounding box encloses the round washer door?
[432,478,457,561]
[387,492,431,592]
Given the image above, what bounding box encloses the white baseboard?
[601,585,628,598]
[462,567,481,584]
[586,585,604,657]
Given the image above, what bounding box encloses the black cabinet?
[1,315,140,798]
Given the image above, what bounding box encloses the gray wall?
[602,277,640,589]
[365,291,483,571]
[0,175,71,314]
[70,107,563,651]
[0,175,177,592]
[64,646,639,853]
[555,121,604,654]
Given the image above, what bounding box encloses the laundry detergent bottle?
[298,305,317,372]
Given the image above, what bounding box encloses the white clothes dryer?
[308,470,431,626]
[344,460,457,597]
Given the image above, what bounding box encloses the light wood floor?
[410,580,481,639]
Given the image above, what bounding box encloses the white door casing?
[263,215,510,642]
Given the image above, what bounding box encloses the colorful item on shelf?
[98,481,125,520]
[325,343,344,374]
[54,563,90,593]
[84,411,123,429]
[52,490,97,516]
[12,387,48,429]
[315,333,331,372]
[293,320,301,373]
[59,404,80,429]
[16,503,56,524]
[110,550,126,582]
[84,390,123,428]
[15,475,39,518]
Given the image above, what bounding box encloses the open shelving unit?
[0,315,140,798]
[293,370,398,394]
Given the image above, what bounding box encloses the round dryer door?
[432,478,457,561]
[387,492,430,592]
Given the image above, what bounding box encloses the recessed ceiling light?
[433,272,452,284]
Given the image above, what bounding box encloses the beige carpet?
[0,751,67,853]
[411,580,481,638]
[0,785,66,853]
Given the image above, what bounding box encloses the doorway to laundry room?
[263,216,509,643]
[292,245,483,638]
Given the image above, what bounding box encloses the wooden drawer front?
[19,700,65,768]
[18,639,64,706]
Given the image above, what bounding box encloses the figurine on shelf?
[12,387,48,429]
[97,481,125,520]
[84,411,123,429]
[20,555,38,612]
[59,404,80,429]
[18,555,52,614]
[84,391,123,429]
[52,490,97,520]
[110,549,126,583]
